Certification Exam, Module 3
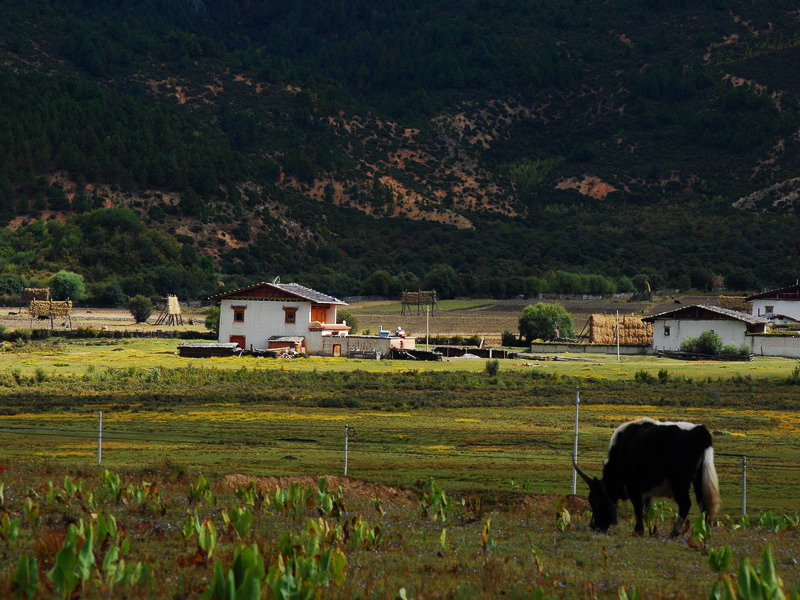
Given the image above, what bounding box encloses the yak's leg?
[630,494,646,535]
[671,488,692,537]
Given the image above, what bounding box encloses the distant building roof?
[769,314,800,323]
[745,283,800,301]
[642,304,769,325]
[210,282,348,305]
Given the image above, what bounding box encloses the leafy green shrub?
[204,306,220,334]
[786,364,800,385]
[501,330,518,346]
[485,359,500,376]
[466,335,481,346]
[634,369,657,383]
[10,329,32,343]
[680,330,723,355]
[722,344,750,356]
[336,310,359,334]
[128,295,153,324]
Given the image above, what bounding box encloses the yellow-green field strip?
[2,403,797,514]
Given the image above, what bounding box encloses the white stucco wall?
[218,299,311,350]
[651,318,748,351]
[749,334,800,358]
[752,299,800,321]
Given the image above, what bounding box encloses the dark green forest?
[1,0,799,301]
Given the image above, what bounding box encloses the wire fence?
[1,413,796,515]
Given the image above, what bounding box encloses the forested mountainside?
[1,0,800,301]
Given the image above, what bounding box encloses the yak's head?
[573,456,617,532]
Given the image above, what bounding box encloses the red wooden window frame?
[283,307,298,324]
[232,305,246,322]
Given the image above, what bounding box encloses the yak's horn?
[572,454,593,485]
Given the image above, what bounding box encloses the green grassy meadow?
[2,336,799,380]
[0,337,799,597]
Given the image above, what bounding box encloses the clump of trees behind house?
[518,303,575,343]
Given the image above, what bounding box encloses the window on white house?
[232,306,246,322]
[283,307,298,324]
[664,326,670,336]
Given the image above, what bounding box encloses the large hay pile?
[155,295,183,325]
[589,314,652,345]
[167,295,181,315]
[30,299,73,318]
[23,288,50,303]
[401,290,438,316]
[718,295,752,313]
[401,290,437,305]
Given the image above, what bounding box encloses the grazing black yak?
[573,417,720,536]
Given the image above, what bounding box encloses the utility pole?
[97,411,103,466]
[571,388,581,494]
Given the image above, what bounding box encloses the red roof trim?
[211,282,307,302]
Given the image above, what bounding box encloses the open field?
[348,295,716,342]
[0,338,797,512]
[0,305,210,333]
[2,337,800,380]
[1,401,798,514]
[0,334,798,598]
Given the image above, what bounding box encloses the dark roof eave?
[745,283,800,301]
[642,304,768,325]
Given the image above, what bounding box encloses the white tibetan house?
[211,282,351,355]
[642,304,768,352]
[746,283,800,321]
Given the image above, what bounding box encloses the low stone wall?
[27,329,215,340]
[749,334,800,358]
[529,342,652,355]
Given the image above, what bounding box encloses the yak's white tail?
[701,446,720,520]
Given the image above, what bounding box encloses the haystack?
[589,314,652,345]
[155,295,183,326]
[401,290,438,316]
[29,299,73,328]
[718,295,752,313]
[23,288,50,303]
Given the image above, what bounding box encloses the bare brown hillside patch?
[556,175,618,199]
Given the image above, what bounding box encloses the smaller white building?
[211,281,351,355]
[643,304,768,352]
[746,283,800,321]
